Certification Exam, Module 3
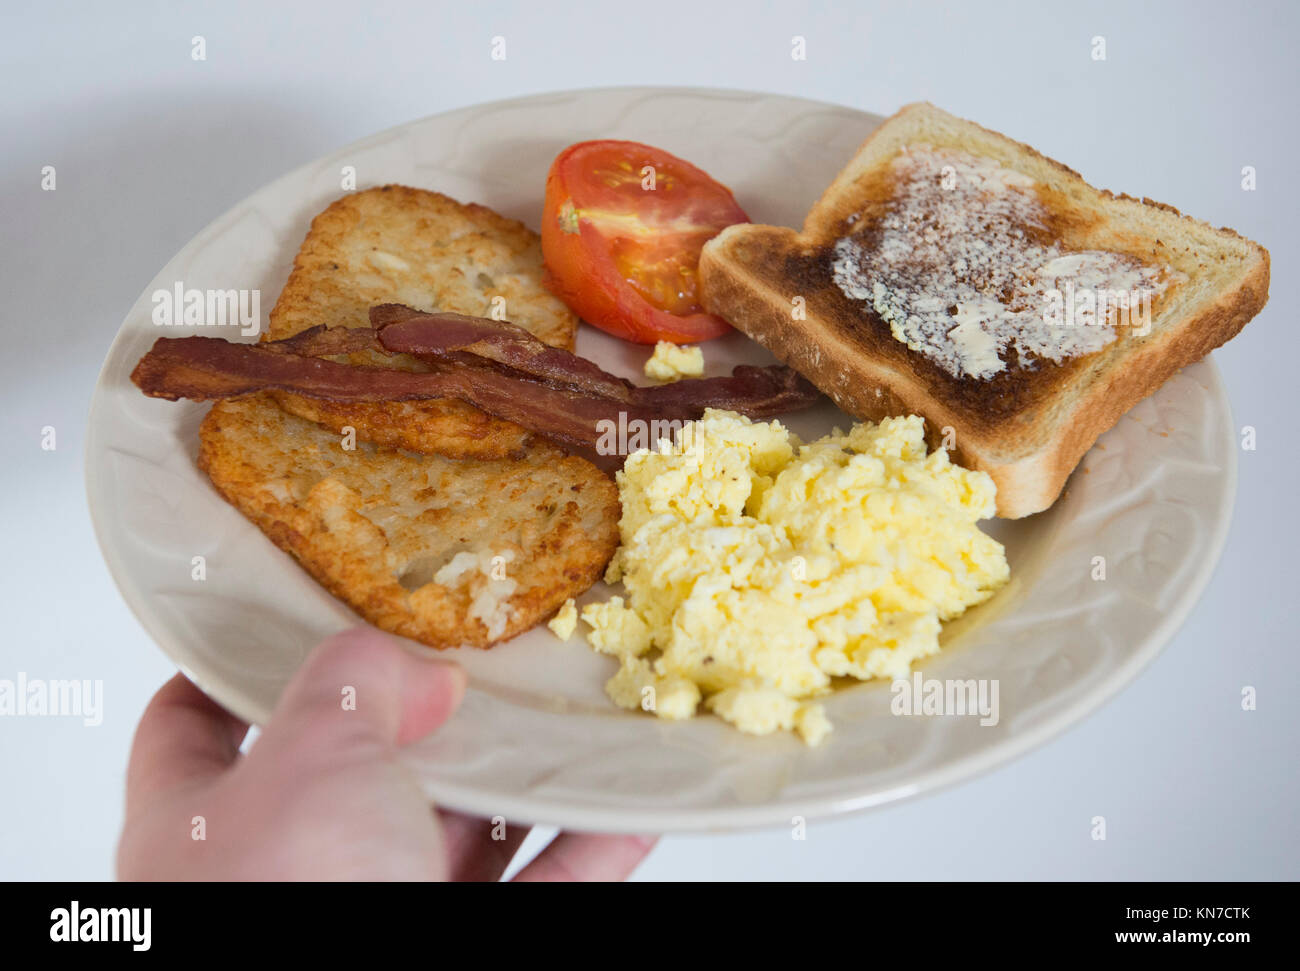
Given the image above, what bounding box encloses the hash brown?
[199,395,619,648]
[267,185,579,459]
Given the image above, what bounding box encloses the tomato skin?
[541,140,748,344]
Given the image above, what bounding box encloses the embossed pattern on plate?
[86,88,1236,832]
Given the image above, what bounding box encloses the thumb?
[255,626,466,763]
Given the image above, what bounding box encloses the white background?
[2,0,1296,880]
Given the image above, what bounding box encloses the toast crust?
[700,104,1270,517]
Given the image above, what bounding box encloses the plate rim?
[85,85,1239,833]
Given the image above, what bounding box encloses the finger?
[125,673,249,817]
[254,626,466,764]
[438,811,532,882]
[511,833,657,883]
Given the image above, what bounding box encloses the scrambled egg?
[580,409,1009,744]
[547,598,578,640]
[644,341,704,381]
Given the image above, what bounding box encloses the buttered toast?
[699,103,1269,518]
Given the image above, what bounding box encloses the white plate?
[86,87,1236,833]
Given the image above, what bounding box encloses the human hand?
[118,627,655,881]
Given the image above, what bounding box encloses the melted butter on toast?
[831,146,1179,380]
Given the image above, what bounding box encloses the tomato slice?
[542,140,748,343]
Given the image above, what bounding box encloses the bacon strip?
[130,335,822,452]
[261,307,590,387]
[263,324,383,358]
[373,306,642,399]
[259,306,824,419]
[370,305,825,417]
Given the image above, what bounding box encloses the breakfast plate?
[86,87,1237,832]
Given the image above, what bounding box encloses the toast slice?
[699,103,1269,517]
[267,185,579,459]
[199,395,619,648]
